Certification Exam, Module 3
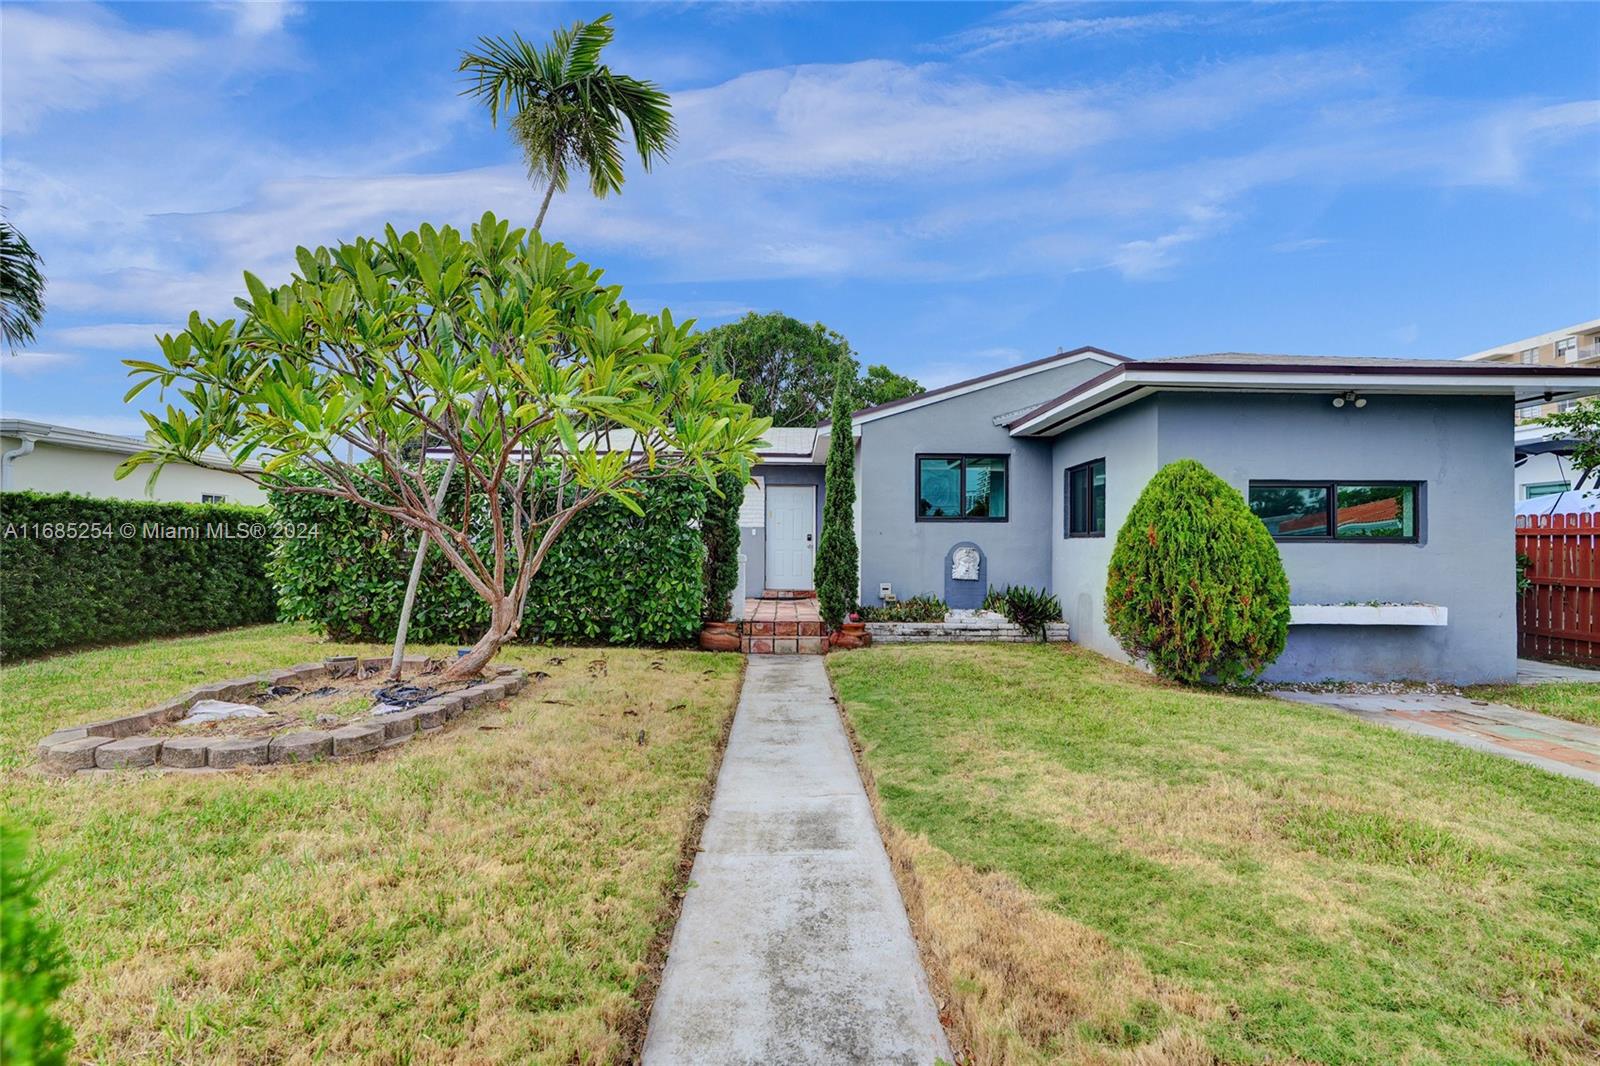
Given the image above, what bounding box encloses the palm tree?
[459,12,676,230]
[1,217,45,351]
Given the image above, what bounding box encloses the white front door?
[765,484,816,590]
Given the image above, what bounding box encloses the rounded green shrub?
[1104,459,1290,685]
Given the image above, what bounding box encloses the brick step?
[738,619,825,638]
[741,636,827,655]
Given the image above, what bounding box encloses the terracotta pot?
[830,621,871,650]
[699,621,741,652]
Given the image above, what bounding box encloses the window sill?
[1288,603,1448,627]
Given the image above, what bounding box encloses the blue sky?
[2,1,1597,434]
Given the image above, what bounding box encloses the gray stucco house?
[739,348,1600,684]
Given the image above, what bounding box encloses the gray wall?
[1049,403,1159,661]
[1051,392,1516,685]
[741,463,825,595]
[857,360,1110,606]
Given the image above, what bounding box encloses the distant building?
[1514,423,1586,504]
[0,419,268,505]
[1463,317,1600,422]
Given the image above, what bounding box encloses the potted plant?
[830,610,870,650]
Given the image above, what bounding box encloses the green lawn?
[1464,681,1600,727]
[2,624,742,1064]
[829,644,1600,1066]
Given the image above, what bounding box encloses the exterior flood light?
[1333,391,1366,408]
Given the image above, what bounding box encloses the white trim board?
[1010,368,1600,436]
[850,349,1124,427]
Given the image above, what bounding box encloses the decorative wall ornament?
[951,546,981,581]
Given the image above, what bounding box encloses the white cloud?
[52,322,177,349]
[0,351,80,377]
[0,6,200,134]
[222,1,304,38]
[677,60,1112,177]
[943,10,1197,56]
[1272,237,1333,253]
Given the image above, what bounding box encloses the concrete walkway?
[1274,690,1600,786]
[1518,657,1600,684]
[643,656,951,1065]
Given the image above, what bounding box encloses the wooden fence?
[1516,512,1600,664]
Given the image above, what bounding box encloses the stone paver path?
[643,655,951,1065]
[1274,690,1600,786]
[1518,657,1600,684]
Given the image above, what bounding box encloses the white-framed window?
[1557,336,1578,361]
[1524,481,1571,499]
[1520,347,1539,364]
[201,493,226,504]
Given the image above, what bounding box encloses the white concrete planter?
[1288,603,1448,627]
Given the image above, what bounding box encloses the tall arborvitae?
[702,470,744,622]
[814,370,860,628]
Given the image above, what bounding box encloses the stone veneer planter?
[865,616,1070,644]
[36,656,529,776]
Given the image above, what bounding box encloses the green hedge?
[0,492,279,659]
[269,468,708,647]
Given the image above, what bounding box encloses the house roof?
[0,418,265,473]
[432,424,836,465]
[845,345,1127,426]
[1007,353,1600,437]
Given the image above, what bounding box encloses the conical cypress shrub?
[814,372,859,628]
[702,470,744,623]
[1104,459,1290,684]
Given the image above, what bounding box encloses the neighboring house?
[739,348,1599,684]
[1463,317,1600,422]
[0,419,268,505]
[1514,424,1584,503]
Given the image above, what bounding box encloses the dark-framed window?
[1248,481,1421,543]
[1065,458,1106,537]
[916,454,1008,521]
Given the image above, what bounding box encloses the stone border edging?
[864,621,1070,644]
[36,656,528,775]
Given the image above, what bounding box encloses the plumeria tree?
[119,212,769,679]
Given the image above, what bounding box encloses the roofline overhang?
[1008,363,1600,437]
[844,346,1128,428]
[0,418,265,473]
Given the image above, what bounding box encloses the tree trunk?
[533,180,557,232]
[387,461,458,680]
[388,178,558,678]
[441,598,518,681]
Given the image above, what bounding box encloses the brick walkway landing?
[740,597,825,654]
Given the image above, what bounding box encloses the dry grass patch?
[1,625,742,1063]
[888,827,1221,1066]
[830,643,1600,1066]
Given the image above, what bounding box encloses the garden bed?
[34,654,526,774]
[865,609,1069,644]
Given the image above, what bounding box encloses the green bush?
[1,821,74,1066]
[0,493,278,659]
[702,471,743,623]
[1104,459,1290,685]
[269,466,707,646]
[983,584,1062,641]
[814,372,860,628]
[859,595,947,623]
